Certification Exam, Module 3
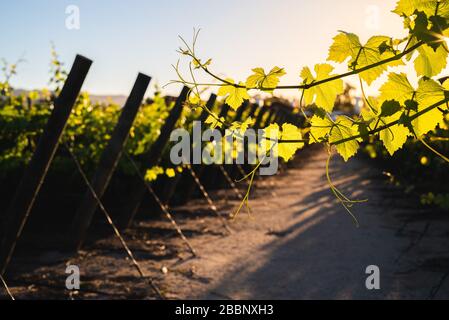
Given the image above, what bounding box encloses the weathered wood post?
[202,102,237,188]
[69,73,151,250]
[183,102,232,199]
[160,94,217,205]
[278,109,288,125]
[119,86,189,229]
[233,101,249,122]
[254,105,269,129]
[229,101,249,179]
[247,103,259,118]
[263,106,280,127]
[272,107,283,124]
[272,110,282,124]
[240,105,268,174]
[265,106,277,125]
[0,55,92,274]
[199,94,217,122]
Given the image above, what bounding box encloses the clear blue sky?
[1,0,407,98]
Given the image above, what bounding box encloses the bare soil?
[2,146,449,300]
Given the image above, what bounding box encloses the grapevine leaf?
[414,44,448,77]
[329,116,360,162]
[443,78,449,90]
[217,78,250,110]
[392,0,442,18]
[360,97,379,123]
[394,1,449,48]
[358,36,404,84]
[246,67,286,92]
[261,123,280,156]
[379,73,415,105]
[411,77,446,136]
[240,117,254,134]
[405,99,419,112]
[357,122,370,140]
[205,115,224,129]
[361,109,375,123]
[430,15,449,38]
[379,112,410,155]
[361,97,409,155]
[327,32,361,63]
[229,117,255,135]
[278,123,304,161]
[328,32,403,84]
[412,11,442,49]
[309,114,334,143]
[300,64,344,112]
[380,100,402,117]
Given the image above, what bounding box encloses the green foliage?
[328,33,403,84]
[175,0,449,165]
[246,67,286,93]
[170,0,449,220]
[0,52,177,183]
[421,192,449,210]
[300,64,344,112]
[217,78,250,110]
[2,0,449,222]
[362,111,449,210]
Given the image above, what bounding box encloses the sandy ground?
[2,146,449,299]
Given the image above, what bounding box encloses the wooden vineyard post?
[233,101,249,122]
[119,86,189,229]
[272,106,286,125]
[264,106,281,127]
[239,105,268,175]
[199,102,237,190]
[265,106,277,125]
[196,101,250,199]
[160,94,217,205]
[219,101,249,198]
[247,103,259,118]
[0,55,92,274]
[278,110,288,125]
[69,73,151,250]
[228,102,249,180]
[254,105,269,129]
[183,102,232,200]
[199,94,217,122]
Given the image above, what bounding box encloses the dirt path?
[160,147,449,299]
[3,147,449,299]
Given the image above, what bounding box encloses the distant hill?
[13,89,128,106]
[89,94,128,106]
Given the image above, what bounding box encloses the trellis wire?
[0,274,15,300]
[187,165,232,234]
[124,152,198,257]
[218,165,244,200]
[64,143,164,300]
